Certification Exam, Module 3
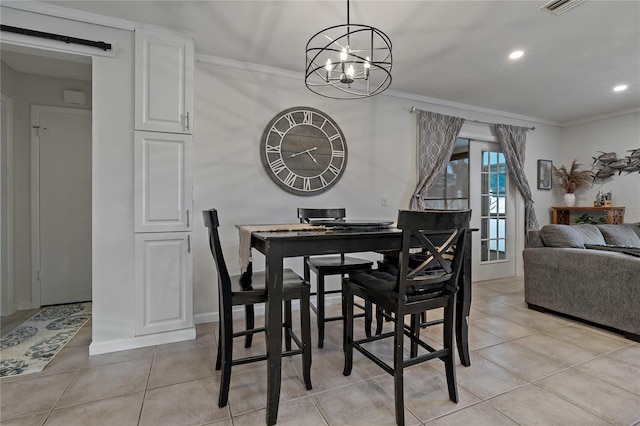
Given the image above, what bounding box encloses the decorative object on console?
[260,107,347,195]
[552,159,594,206]
[537,159,552,190]
[304,0,392,99]
[594,190,613,207]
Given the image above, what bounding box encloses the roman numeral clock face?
[260,107,347,195]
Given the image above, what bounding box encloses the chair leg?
[244,304,255,348]
[285,300,293,351]
[342,279,354,376]
[394,311,405,426]
[218,314,233,408]
[364,300,373,338]
[316,273,326,348]
[410,313,422,358]
[443,303,459,403]
[300,290,313,390]
[375,305,384,335]
[215,320,222,371]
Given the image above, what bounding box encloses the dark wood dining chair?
[342,209,471,425]
[298,207,374,348]
[203,209,312,408]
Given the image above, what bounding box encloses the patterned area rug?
[0,302,91,377]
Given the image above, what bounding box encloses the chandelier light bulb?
[340,48,348,61]
[347,64,355,77]
[325,59,332,70]
[364,57,370,78]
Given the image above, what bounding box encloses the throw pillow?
[540,224,606,248]
[596,224,640,248]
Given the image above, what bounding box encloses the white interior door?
[33,106,92,306]
[469,141,517,281]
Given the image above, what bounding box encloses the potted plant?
[552,159,594,206]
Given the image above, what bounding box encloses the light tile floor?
[1,277,639,425]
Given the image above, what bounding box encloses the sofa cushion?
[584,244,640,258]
[597,224,640,247]
[540,224,605,248]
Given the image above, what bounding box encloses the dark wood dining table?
[239,225,473,425]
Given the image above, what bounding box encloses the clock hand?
[306,151,319,164]
[287,147,318,158]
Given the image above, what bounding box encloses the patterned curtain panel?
[410,110,465,210]
[494,124,540,234]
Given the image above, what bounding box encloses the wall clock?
[260,106,347,195]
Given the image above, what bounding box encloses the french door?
[469,141,517,281]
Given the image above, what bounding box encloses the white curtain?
[410,110,465,210]
[494,124,539,234]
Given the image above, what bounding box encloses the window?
[422,138,469,210]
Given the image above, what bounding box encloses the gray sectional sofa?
[523,222,640,341]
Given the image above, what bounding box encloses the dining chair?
[342,209,471,425]
[203,209,312,408]
[297,207,374,348]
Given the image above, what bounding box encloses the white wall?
[559,112,640,222]
[191,58,563,320]
[0,60,92,309]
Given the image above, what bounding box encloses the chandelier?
[305,0,392,99]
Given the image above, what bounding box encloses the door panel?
[134,232,193,335]
[470,141,516,281]
[37,107,92,305]
[135,28,194,134]
[134,131,193,233]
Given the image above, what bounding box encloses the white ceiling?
[7,1,640,124]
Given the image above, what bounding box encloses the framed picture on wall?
[537,159,552,190]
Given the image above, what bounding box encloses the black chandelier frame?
[304,1,392,100]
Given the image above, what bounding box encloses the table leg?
[456,231,472,367]
[265,244,283,425]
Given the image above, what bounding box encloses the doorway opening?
[0,44,93,310]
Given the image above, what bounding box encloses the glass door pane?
[480,150,508,263]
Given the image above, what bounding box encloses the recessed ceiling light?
[613,85,628,92]
[509,50,524,60]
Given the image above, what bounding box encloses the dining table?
[237,223,473,425]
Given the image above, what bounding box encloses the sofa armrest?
[523,247,640,335]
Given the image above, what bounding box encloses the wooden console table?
[552,206,625,225]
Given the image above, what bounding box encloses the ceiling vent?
[540,0,584,15]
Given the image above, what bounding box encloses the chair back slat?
[202,209,233,310]
[298,208,346,223]
[396,209,471,298]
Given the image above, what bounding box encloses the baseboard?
[18,301,35,310]
[88,327,196,356]
[192,296,339,326]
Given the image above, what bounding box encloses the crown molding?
[384,89,560,127]
[196,53,301,81]
[561,107,640,127]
